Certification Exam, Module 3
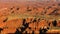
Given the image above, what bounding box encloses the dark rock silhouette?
[15,29,22,34]
[3,18,8,22]
[39,27,49,34]
[52,20,57,27]
[0,28,3,33]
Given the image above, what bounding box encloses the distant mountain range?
[0,0,60,16]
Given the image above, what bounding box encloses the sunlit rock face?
[0,0,60,34]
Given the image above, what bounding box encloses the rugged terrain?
[0,0,60,34]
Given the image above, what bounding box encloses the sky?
[0,0,60,2]
[0,0,60,3]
